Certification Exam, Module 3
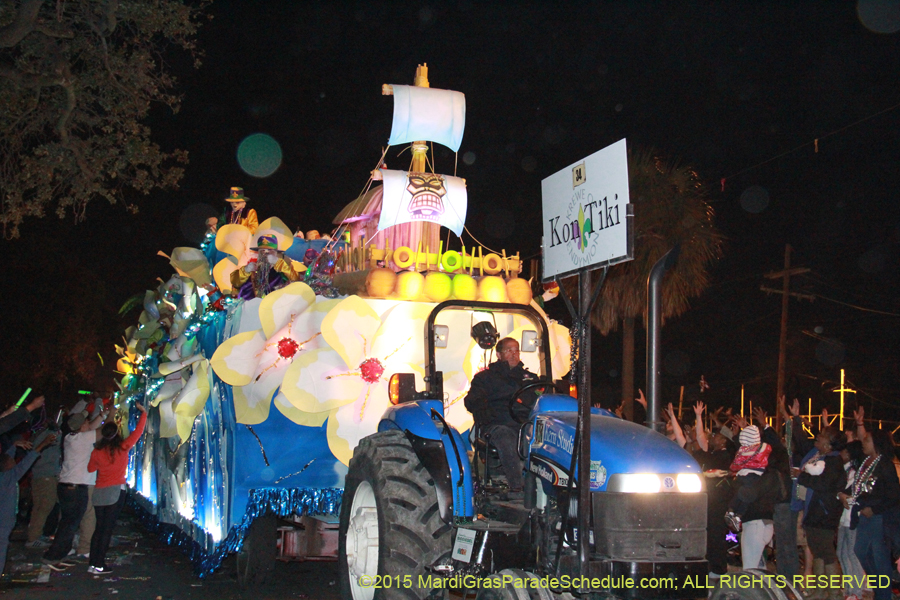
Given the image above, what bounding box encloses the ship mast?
[382,63,442,260]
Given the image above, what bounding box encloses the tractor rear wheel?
[339,429,453,600]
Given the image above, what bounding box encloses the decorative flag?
[376,169,468,236]
[388,85,466,153]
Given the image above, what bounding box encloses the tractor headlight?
[615,473,661,493]
[676,473,702,493]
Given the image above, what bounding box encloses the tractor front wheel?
[339,429,453,600]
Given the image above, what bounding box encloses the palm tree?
[570,147,722,420]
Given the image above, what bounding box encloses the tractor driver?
[464,337,539,496]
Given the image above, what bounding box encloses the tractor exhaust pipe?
[646,246,679,432]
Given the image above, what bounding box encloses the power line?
[716,98,900,190]
[811,293,900,317]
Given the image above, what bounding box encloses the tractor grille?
[591,492,706,561]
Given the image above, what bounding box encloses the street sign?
[541,138,633,281]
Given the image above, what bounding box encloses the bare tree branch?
[0,0,45,48]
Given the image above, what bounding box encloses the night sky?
[3,2,898,422]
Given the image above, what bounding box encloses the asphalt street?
[1,506,341,600]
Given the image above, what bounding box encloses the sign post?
[541,138,633,578]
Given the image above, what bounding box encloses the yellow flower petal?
[157,397,178,438]
[232,381,274,425]
[173,361,211,441]
[210,330,266,386]
[293,298,340,349]
[169,247,212,287]
[370,302,430,364]
[549,321,572,378]
[320,296,380,369]
[326,409,353,466]
[272,393,330,427]
[327,382,390,466]
[214,224,252,259]
[212,256,238,294]
[151,373,186,407]
[281,348,365,413]
[255,217,293,251]
[259,282,316,339]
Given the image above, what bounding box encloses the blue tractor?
[339,300,708,600]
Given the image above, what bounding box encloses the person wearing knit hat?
[222,187,259,234]
[723,425,772,533]
[739,424,762,447]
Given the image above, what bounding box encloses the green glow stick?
[15,388,32,407]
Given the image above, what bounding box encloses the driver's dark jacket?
[464,360,538,429]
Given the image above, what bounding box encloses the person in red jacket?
[85,404,147,575]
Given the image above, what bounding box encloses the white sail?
[388,85,466,152]
[376,169,467,236]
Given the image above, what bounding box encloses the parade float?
[117,65,571,579]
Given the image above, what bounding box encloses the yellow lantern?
[395,271,424,300]
[424,272,452,302]
[506,277,532,305]
[365,268,397,298]
[478,276,509,303]
[452,274,477,301]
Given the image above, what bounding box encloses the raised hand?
[36,434,57,452]
[711,406,725,426]
[665,402,676,419]
[635,389,647,410]
[753,406,768,428]
[778,395,789,420]
[25,395,45,412]
[789,398,800,417]
[694,401,706,418]
[731,414,749,430]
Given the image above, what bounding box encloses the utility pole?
[763,245,810,431]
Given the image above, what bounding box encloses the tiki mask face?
[406,173,446,219]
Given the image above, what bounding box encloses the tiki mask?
[406,173,447,219]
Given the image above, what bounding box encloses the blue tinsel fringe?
[128,487,343,577]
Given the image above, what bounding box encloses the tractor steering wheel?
[508,379,554,424]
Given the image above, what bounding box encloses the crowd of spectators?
[648,394,900,600]
[0,393,146,580]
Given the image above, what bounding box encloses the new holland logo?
[530,458,569,487]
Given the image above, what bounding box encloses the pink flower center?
[358,357,385,384]
[277,337,300,359]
